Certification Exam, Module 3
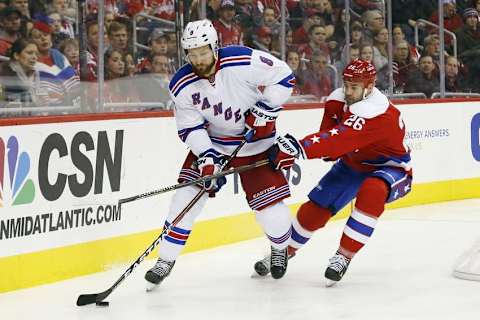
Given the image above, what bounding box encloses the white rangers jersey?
[169,45,295,157]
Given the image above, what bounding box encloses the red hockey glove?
[244,101,282,142]
[197,148,227,193]
[267,134,305,170]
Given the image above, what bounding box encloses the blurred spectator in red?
[136,53,172,104]
[108,21,130,55]
[445,55,467,92]
[59,38,79,73]
[235,0,257,36]
[30,20,80,105]
[404,55,439,97]
[361,9,384,43]
[0,6,23,56]
[257,7,283,38]
[286,50,304,94]
[429,0,463,32]
[213,0,244,46]
[311,0,335,38]
[302,50,335,99]
[392,24,419,63]
[0,38,48,106]
[392,40,417,93]
[137,28,170,73]
[255,0,282,19]
[149,0,176,20]
[125,53,136,77]
[293,10,325,44]
[87,0,119,16]
[298,24,330,61]
[252,26,278,55]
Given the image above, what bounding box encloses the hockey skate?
[145,258,175,291]
[324,252,351,287]
[253,249,296,278]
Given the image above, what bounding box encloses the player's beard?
[345,95,362,106]
[192,59,216,77]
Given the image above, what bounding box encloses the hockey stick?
[117,159,269,206]
[77,140,250,306]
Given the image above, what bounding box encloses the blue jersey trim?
[277,73,296,88]
[178,122,208,142]
[218,46,253,59]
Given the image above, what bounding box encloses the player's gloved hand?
[197,148,227,193]
[244,101,282,142]
[267,134,305,170]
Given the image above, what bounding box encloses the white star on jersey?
[310,135,320,143]
[329,128,339,136]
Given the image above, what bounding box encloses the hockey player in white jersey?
[145,19,297,289]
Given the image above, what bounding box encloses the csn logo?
[472,113,480,162]
[0,136,36,207]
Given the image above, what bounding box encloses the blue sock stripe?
[291,226,310,244]
[164,221,191,235]
[346,217,374,237]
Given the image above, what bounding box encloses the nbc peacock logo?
[0,136,35,207]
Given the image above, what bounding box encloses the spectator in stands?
[372,27,388,71]
[235,0,256,37]
[392,24,420,63]
[302,49,335,99]
[361,9,385,43]
[125,53,136,77]
[59,38,79,74]
[135,53,172,105]
[0,6,23,56]
[189,0,221,21]
[298,24,330,61]
[429,0,464,32]
[103,47,139,103]
[293,10,326,44]
[9,0,30,19]
[404,54,439,98]
[359,43,374,63]
[0,38,48,106]
[252,26,278,55]
[105,48,125,79]
[0,0,7,10]
[311,0,335,38]
[108,21,130,55]
[476,0,480,12]
[256,6,283,39]
[30,20,80,106]
[48,12,71,49]
[335,44,360,86]
[286,50,304,94]
[137,28,170,73]
[445,55,467,92]
[422,33,442,63]
[392,40,418,93]
[213,0,244,47]
[104,11,115,30]
[456,7,480,91]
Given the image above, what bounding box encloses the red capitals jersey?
[300,87,411,173]
[213,20,243,47]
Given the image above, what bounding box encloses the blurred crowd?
[0,0,479,115]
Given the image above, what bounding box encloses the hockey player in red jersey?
[255,59,413,286]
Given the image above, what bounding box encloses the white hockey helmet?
[181,19,219,57]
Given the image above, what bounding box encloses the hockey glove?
[244,101,281,143]
[268,134,305,170]
[197,148,227,193]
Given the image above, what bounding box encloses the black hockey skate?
[145,258,175,291]
[253,249,296,277]
[270,246,288,279]
[324,252,351,287]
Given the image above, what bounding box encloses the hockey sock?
[339,177,388,258]
[255,202,292,249]
[289,200,332,253]
[159,186,208,261]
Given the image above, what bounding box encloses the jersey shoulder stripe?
[277,73,296,88]
[169,64,201,97]
[219,46,252,69]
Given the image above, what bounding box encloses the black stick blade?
[77,293,98,306]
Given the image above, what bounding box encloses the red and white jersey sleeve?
[300,88,412,172]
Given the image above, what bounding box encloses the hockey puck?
[96,301,110,307]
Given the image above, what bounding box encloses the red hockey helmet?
[343,59,377,87]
